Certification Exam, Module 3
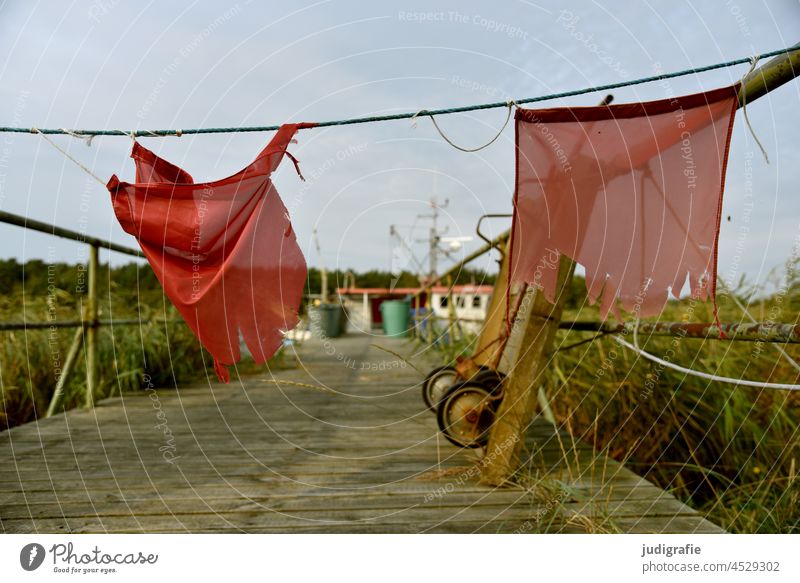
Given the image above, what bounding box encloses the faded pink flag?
[510,86,739,319]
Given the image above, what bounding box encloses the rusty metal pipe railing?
[0,209,147,414]
[559,321,800,344]
[0,209,143,257]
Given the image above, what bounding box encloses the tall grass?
[545,277,800,533]
[0,290,212,430]
[1,271,301,431]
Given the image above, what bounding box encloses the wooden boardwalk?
[0,335,723,533]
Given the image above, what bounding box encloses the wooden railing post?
[445,275,457,344]
[471,239,510,369]
[481,256,576,486]
[85,243,98,409]
[427,291,435,345]
[45,325,84,417]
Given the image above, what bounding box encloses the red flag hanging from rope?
[510,86,739,319]
[107,124,312,382]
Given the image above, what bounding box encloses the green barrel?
[380,300,410,337]
[315,303,343,338]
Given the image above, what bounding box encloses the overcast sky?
[0,0,798,290]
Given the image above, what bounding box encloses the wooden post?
[472,239,510,369]
[45,325,84,417]
[481,256,576,486]
[480,94,609,485]
[415,294,423,341]
[446,275,457,344]
[85,243,98,409]
[427,290,435,345]
[363,292,370,333]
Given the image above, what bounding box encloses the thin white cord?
[741,56,770,164]
[614,336,800,391]
[33,129,106,186]
[717,278,800,374]
[414,101,515,153]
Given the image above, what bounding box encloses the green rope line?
[1,46,794,138]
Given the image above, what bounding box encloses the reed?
[0,288,211,429]
[545,278,800,533]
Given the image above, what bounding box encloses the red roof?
[433,285,493,294]
[336,287,419,295]
[337,285,493,295]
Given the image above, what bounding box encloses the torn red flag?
[510,86,739,319]
[107,124,313,382]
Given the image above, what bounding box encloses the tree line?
[0,258,498,300]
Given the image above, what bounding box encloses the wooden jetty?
[0,335,722,534]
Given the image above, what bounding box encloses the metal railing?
[413,312,800,345]
[0,209,147,416]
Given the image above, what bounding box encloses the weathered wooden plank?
[0,481,673,507]
[0,442,592,462]
[0,496,702,529]
[0,470,650,495]
[0,335,723,534]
